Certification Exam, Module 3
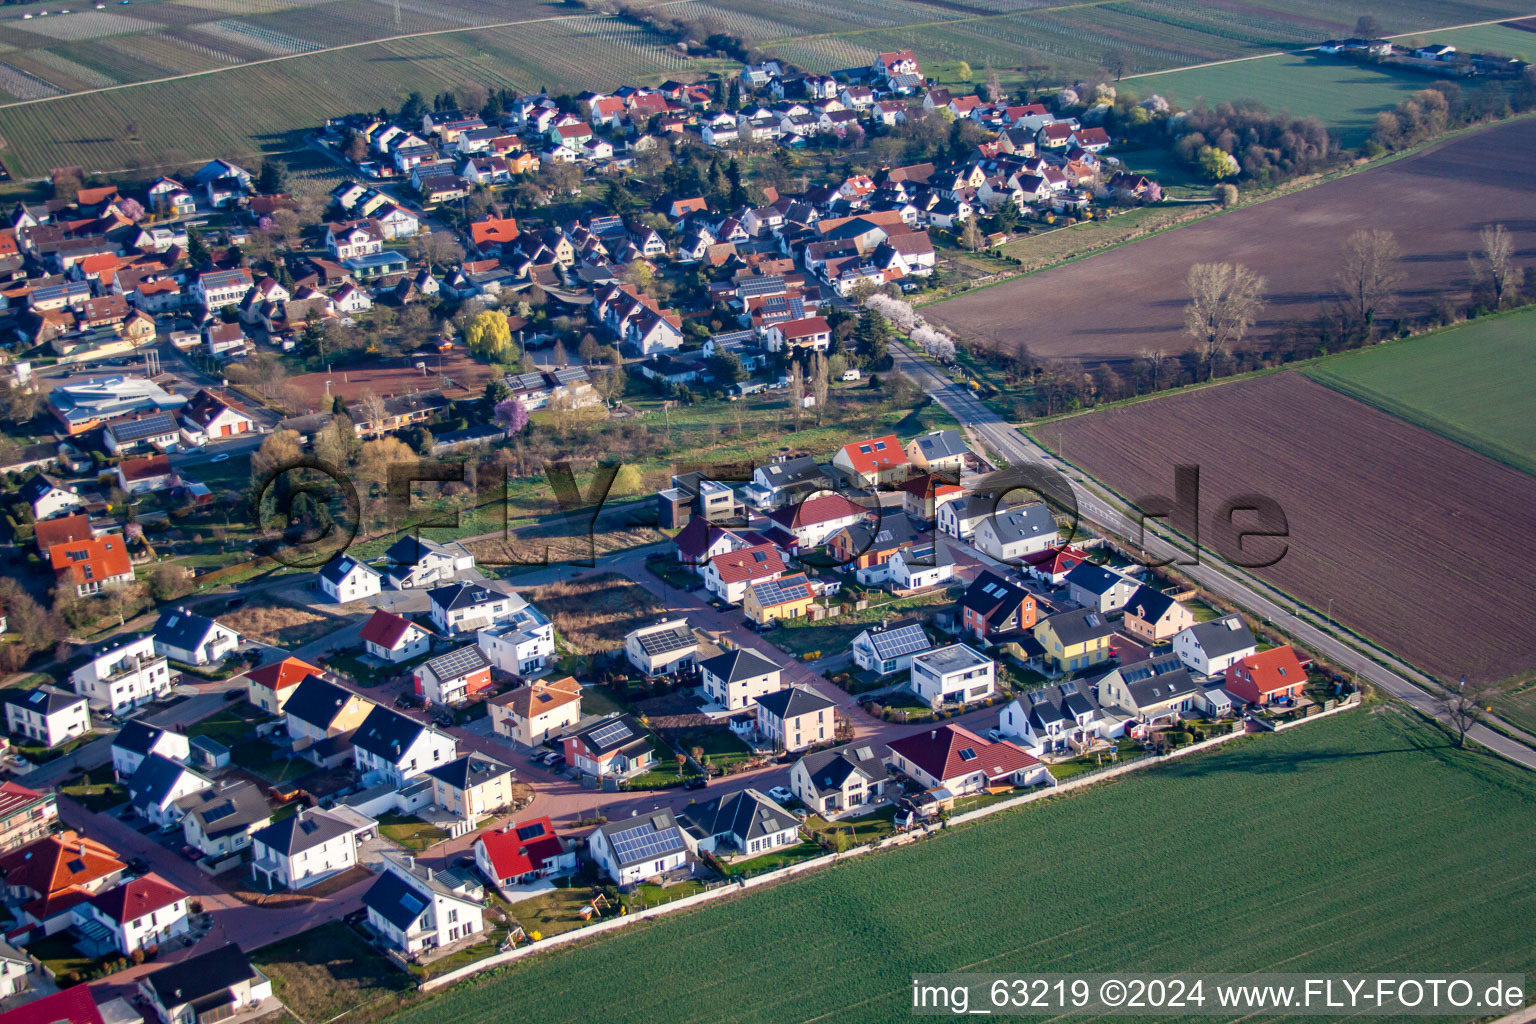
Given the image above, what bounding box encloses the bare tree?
[1469,224,1518,309]
[1183,262,1266,380]
[961,218,984,253]
[1139,347,1169,391]
[359,391,387,435]
[789,360,805,430]
[812,352,830,426]
[1437,677,1494,748]
[1336,229,1402,339]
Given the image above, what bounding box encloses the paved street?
[890,345,1536,770]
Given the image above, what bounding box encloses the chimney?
[404,854,415,869]
[425,866,434,881]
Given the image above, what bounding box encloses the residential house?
[971,503,1060,563]
[177,781,272,860]
[0,943,30,999]
[561,714,655,779]
[425,753,515,821]
[699,648,783,712]
[678,789,799,857]
[359,609,430,663]
[833,435,910,487]
[763,315,831,353]
[192,268,253,312]
[489,676,582,748]
[1120,585,1194,643]
[959,570,1038,641]
[743,455,827,510]
[898,473,963,523]
[31,514,94,558]
[1096,654,1202,726]
[742,572,816,626]
[766,493,870,552]
[2,686,89,749]
[71,874,188,955]
[70,634,171,711]
[1064,562,1140,614]
[0,783,57,852]
[362,853,485,955]
[318,555,381,604]
[381,536,474,589]
[886,725,1046,796]
[115,453,177,495]
[249,808,359,890]
[832,511,920,577]
[1173,615,1257,677]
[245,656,320,714]
[624,619,699,677]
[181,390,254,440]
[905,429,970,475]
[910,643,995,710]
[937,494,1012,540]
[474,594,555,678]
[472,818,575,895]
[1032,607,1115,674]
[151,607,239,666]
[754,685,836,753]
[282,676,374,748]
[1224,646,1307,707]
[125,754,211,829]
[703,544,786,605]
[138,942,272,1024]
[587,811,689,885]
[110,721,189,779]
[428,583,514,635]
[20,474,82,520]
[412,645,493,706]
[352,706,458,787]
[790,742,890,818]
[851,619,932,677]
[887,543,955,592]
[998,679,1110,756]
[0,830,125,940]
[102,413,180,455]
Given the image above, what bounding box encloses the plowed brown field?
[1036,372,1536,684]
[930,116,1536,363]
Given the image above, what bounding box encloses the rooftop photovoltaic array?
[750,576,810,607]
[610,819,685,863]
[426,645,487,679]
[588,718,635,748]
[638,626,694,657]
[870,623,929,659]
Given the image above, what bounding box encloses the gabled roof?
[250,807,354,856]
[424,752,512,792]
[0,985,103,1024]
[981,503,1057,544]
[362,868,430,930]
[418,645,490,684]
[887,724,1037,785]
[126,753,208,812]
[383,535,455,566]
[839,434,908,475]
[798,742,888,796]
[359,609,421,650]
[86,872,186,923]
[319,554,379,587]
[754,684,833,721]
[746,573,813,609]
[1113,654,1200,707]
[1039,607,1114,646]
[246,656,320,694]
[143,942,262,1010]
[592,809,686,868]
[767,493,869,532]
[152,607,227,653]
[1064,561,1133,596]
[959,570,1032,622]
[678,788,794,844]
[834,509,919,555]
[353,706,428,763]
[1122,584,1179,623]
[32,513,93,555]
[708,543,785,584]
[490,676,582,719]
[50,535,131,586]
[175,782,270,839]
[0,830,123,899]
[475,817,565,880]
[854,618,931,661]
[1226,645,1307,696]
[1182,615,1257,659]
[699,648,779,685]
[112,720,173,757]
[0,685,85,717]
[428,582,505,612]
[281,676,365,730]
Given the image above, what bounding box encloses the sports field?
[1128,52,1445,146]
[381,708,1536,1024]
[1305,307,1536,477]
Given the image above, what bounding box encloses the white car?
[209,452,230,463]
[767,785,794,804]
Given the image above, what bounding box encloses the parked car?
[684,775,708,790]
[767,785,794,804]
[223,689,244,701]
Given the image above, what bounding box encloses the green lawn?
[59,766,127,812]
[10,730,98,764]
[230,739,311,788]
[1128,51,1462,146]
[252,922,417,1024]
[771,590,955,658]
[1305,307,1536,476]
[380,708,1536,1024]
[186,704,272,747]
[720,840,823,877]
[378,813,450,852]
[26,933,113,985]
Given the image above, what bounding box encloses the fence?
[418,694,1364,993]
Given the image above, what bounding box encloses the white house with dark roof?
[318,555,381,603]
[2,686,89,749]
[790,742,890,818]
[125,754,211,828]
[427,582,515,635]
[851,619,932,676]
[587,810,690,885]
[753,684,837,752]
[1173,615,1258,677]
[151,607,240,666]
[139,942,272,1024]
[111,721,190,779]
[624,619,699,677]
[19,475,81,521]
[412,645,492,706]
[249,807,361,890]
[699,648,783,711]
[424,752,515,820]
[971,503,1059,563]
[381,536,474,589]
[1096,654,1203,726]
[998,679,1114,756]
[178,780,272,859]
[352,706,457,787]
[363,852,484,954]
[1064,562,1140,614]
[677,789,799,857]
[910,643,995,710]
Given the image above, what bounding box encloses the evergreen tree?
[256,159,287,195]
[185,227,210,268]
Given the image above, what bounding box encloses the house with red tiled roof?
[703,543,786,605]
[1224,646,1308,707]
[245,656,321,714]
[766,493,871,551]
[360,609,430,663]
[763,315,830,353]
[469,215,519,254]
[1023,544,1092,586]
[49,536,133,597]
[0,830,126,940]
[71,873,189,955]
[833,434,910,487]
[181,389,254,440]
[0,985,104,1024]
[115,452,177,495]
[472,817,576,894]
[31,512,94,556]
[886,724,1047,796]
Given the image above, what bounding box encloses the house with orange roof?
[245,656,321,714]
[1224,646,1308,707]
[469,215,519,254]
[489,676,582,747]
[703,543,786,605]
[0,831,126,939]
[833,434,910,487]
[115,452,177,495]
[50,535,133,597]
[70,873,189,955]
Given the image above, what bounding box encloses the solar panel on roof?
[427,646,486,680]
[203,803,236,824]
[588,719,634,747]
[749,576,810,608]
[638,627,694,656]
[515,823,545,840]
[609,820,685,863]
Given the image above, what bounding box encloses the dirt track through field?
[930,117,1536,363]
[1036,371,1536,685]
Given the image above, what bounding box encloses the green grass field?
[1127,52,1453,146]
[1305,307,1536,476]
[380,707,1536,1024]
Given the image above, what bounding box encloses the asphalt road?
[890,346,1536,770]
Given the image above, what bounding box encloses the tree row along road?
[890,345,1536,770]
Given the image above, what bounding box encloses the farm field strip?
[1303,306,1536,477]
[376,710,1536,1024]
[1033,371,1536,685]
